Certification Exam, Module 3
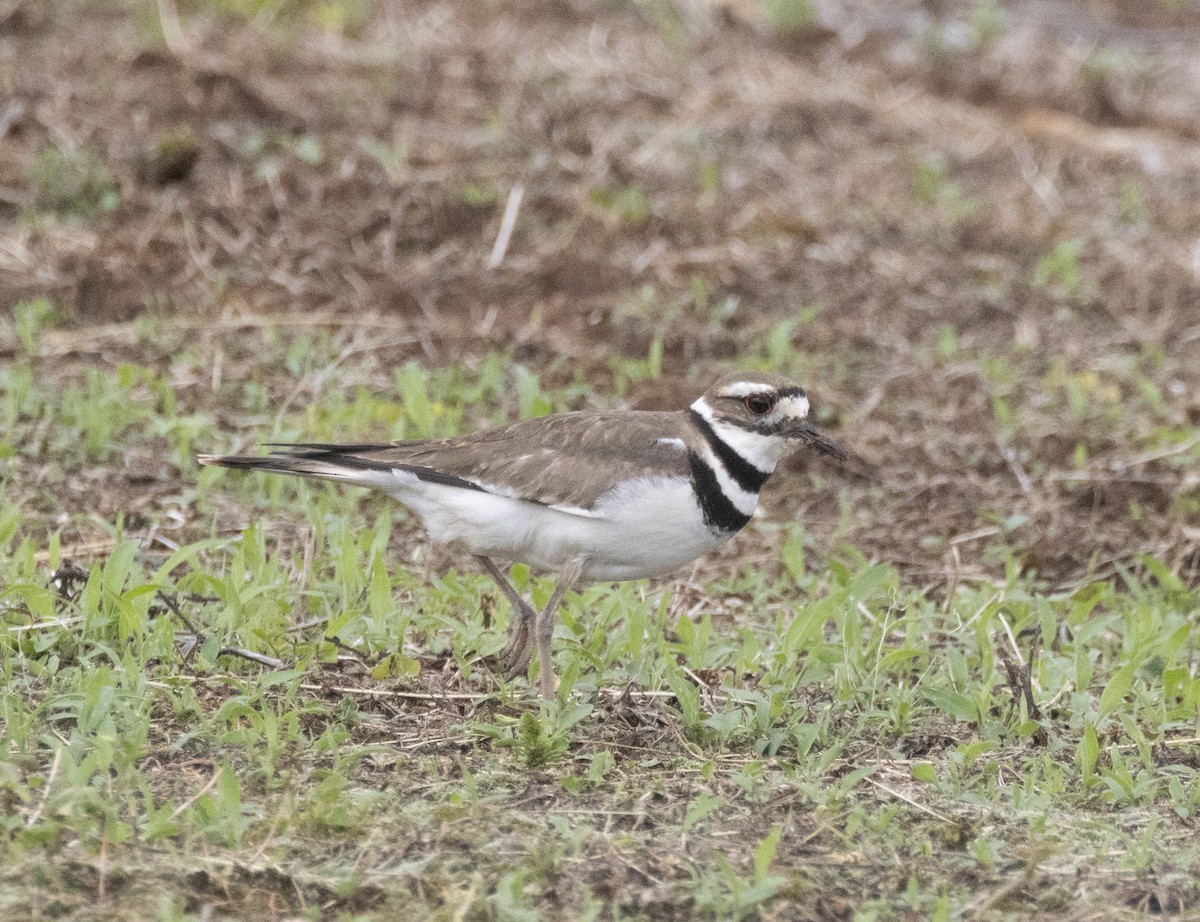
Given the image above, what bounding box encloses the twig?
[294,681,685,703]
[8,617,84,633]
[156,0,192,59]
[1111,433,1200,470]
[211,344,224,393]
[1047,471,1178,484]
[1000,445,1033,494]
[34,539,118,564]
[287,616,328,633]
[169,767,223,820]
[487,182,525,269]
[996,610,1022,665]
[25,748,62,828]
[160,588,288,670]
[298,682,495,701]
[943,545,960,614]
[218,647,289,670]
[999,636,1044,726]
[272,330,365,425]
[246,800,288,865]
[291,528,316,622]
[97,827,108,901]
[0,100,25,142]
[607,847,667,887]
[865,776,955,824]
[1118,735,1200,752]
[950,526,1001,546]
[328,636,378,668]
[156,590,202,636]
[157,590,205,665]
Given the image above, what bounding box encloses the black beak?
[790,419,846,461]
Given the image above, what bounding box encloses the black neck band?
[689,409,770,494]
[688,452,753,534]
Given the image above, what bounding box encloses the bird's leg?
[535,558,585,700]
[476,556,539,676]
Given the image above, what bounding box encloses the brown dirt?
[2,0,1199,594]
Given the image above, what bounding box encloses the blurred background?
[2,0,1199,585]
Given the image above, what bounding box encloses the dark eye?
[744,394,774,415]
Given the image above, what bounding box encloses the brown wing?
[271,411,695,513]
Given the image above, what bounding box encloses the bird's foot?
[497,616,535,677]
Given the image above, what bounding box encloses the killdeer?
[199,371,844,698]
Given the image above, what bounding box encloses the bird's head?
[693,372,846,468]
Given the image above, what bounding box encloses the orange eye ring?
[744,394,774,415]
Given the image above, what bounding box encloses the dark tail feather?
[198,449,487,494]
[197,452,370,482]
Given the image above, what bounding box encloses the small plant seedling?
[1033,239,1085,297]
[11,298,58,357]
[764,0,816,35]
[27,146,119,220]
[588,184,653,225]
[911,155,977,228]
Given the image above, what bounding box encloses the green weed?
[588,184,653,224]
[2,331,1198,919]
[26,147,119,221]
[1033,238,1086,297]
[912,155,978,228]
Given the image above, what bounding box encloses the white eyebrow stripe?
[657,437,686,449]
[714,381,774,398]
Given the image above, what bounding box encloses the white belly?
[382,473,736,582]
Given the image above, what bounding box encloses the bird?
[199,371,845,698]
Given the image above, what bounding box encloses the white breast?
[378,471,737,582]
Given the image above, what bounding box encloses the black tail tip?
[198,454,262,469]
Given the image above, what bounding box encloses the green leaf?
[840,763,878,789]
[370,653,420,681]
[921,687,980,723]
[152,536,239,583]
[1097,663,1135,720]
[847,563,892,605]
[80,564,102,622]
[753,823,782,883]
[911,762,936,783]
[1138,554,1184,594]
[879,648,927,672]
[1078,723,1099,780]
[667,671,702,728]
[682,792,722,833]
[102,541,137,596]
[368,555,392,620]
